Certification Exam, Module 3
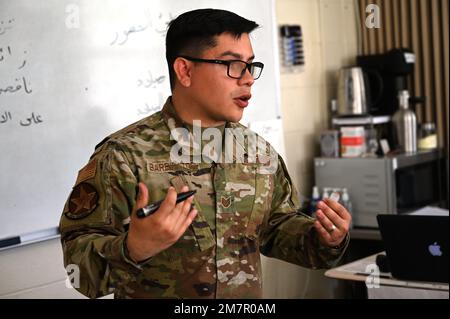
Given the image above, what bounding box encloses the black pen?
[136,190,196,218]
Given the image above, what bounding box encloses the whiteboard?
[0,0,281,240]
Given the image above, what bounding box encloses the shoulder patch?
[75,158,97,185]
[65,183,99,220]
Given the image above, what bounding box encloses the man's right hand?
[126,182,197,262]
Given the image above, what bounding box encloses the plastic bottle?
[322,187,330,199]
[341,188,353,229]
[310,186,321,217]
[341,188,352,211]
[331,188,341,200]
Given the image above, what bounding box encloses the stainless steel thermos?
[392,90,417,153]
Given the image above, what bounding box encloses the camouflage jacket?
[59,97,349,299]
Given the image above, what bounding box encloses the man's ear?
[173,57,192,88]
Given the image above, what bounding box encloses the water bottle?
[392,90,417,153]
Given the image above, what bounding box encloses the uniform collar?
[161,96,187,132]
[160,97,249,164]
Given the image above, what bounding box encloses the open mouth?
[234,94,252,108]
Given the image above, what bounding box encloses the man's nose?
[238,68,255,86]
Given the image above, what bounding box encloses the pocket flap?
[169,175,215,251]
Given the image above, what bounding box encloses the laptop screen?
[377,214,449,283]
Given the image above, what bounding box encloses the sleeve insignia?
[75,158,97,185]
[65,183,99,220]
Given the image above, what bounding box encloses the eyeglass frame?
[178,55,264,80]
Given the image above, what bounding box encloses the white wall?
[262,0,359,298]
[278,0,358,198]
[0,238,86,298]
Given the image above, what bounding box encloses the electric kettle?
[337,67,368,116]
[337,67,383,116]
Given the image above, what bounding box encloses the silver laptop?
[377,214,449,283]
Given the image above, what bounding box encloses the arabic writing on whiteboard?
[137,70,166,89]
[0,16,39,131]
[0,76,32,95]
[0,45,27,69]
[110,12,173,46]
[0,18,15,36]
[0,110,44,127]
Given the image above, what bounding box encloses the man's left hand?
[313,198,352,248]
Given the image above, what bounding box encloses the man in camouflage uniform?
[59,8,351,299]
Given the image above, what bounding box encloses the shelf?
[350,227,382,241]
[332,115,391,126]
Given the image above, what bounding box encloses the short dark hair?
[165,8,259,90]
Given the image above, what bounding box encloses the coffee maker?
[357,48,417,116]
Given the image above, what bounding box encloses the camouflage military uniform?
[59,97,349,299]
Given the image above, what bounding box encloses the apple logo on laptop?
[428,242,443,257]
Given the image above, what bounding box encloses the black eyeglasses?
[179,56,264,80]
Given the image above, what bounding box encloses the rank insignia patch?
[65,183,99,219]
[221,196,232,208]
